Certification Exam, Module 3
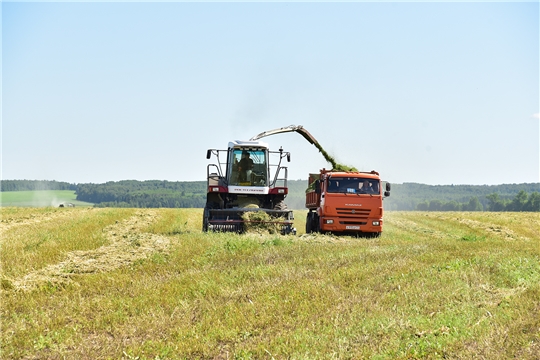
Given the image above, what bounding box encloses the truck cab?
[306,169,391,237]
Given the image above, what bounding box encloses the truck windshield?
[326,177,380,194]
[230,149,267,186]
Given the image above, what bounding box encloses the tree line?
[76,180,207,208]
[415,191,540,212]
[0,180,76,192]
[383,182,539,211]
[1,179,538,211]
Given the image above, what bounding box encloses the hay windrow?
[5,210,170,292]
[297,233,354,243]
[456,217,523,241]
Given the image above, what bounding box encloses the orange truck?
[305,169,391,237]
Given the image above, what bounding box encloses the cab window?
[229,149,267,186]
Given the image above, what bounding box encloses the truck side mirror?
[384,191,391,197]
[386,182,391,191]
[287,153,291,162]
[206,149,212,159]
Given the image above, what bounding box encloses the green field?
[0,190,93,207]
[1,208,539,359]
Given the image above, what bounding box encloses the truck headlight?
[212,187,220,192]
[326,219,334,224]
[372,221,380,226]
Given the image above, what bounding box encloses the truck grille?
[335,208,371,218]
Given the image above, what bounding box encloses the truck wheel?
[313,213,320,233]
[306,213,313,233]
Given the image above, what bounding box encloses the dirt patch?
[6,210,170,292]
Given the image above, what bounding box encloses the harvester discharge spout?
[250,124,350,171]
[250,125,319,145]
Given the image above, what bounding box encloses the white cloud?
[533,113,540,119]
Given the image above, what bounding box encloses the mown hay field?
[0,190,93,207]
[1,207,539,359]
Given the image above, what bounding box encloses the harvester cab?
[203,139,295,234]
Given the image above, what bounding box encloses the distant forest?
[1,179,539,211]
[0,180,77,192]
[76,180,206,208]
[384,182,539,212]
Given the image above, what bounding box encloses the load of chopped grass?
[303,142,358,192]
[313,142,357,172]
[241,211,282,234]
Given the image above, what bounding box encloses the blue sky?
[2,2,539,185]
